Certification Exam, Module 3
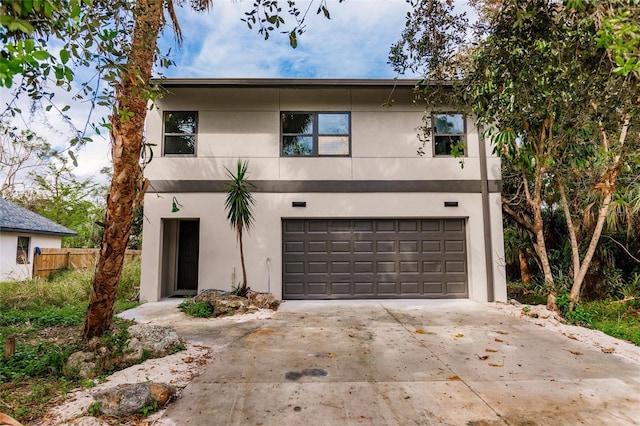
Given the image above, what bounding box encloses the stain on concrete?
[285,368,328,381]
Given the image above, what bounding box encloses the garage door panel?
[399,241,419,253]
[353,241,373,252]
[283,219,467,299]
[376,241,396,252]
[331,283,351,294]
[375,221,396,232]
[400,261,419,273]
[378,282,398,294]
[422,241,442,252]
[445,240,465,252]
[308,221,329,233]
[398,220,419,232]
[354,261,373,273]
[331,241,350,252]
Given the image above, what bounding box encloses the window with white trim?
[281,112,351,157]
[16,236,30,264]
[432,113,466,156]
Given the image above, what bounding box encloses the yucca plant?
[224,160,256,297]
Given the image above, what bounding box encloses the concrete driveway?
[136,300,640,425]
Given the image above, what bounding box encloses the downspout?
[478,124,495,302]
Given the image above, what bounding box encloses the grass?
[509,281,640,346]
[0,258,141,424]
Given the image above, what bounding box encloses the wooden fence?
[32,248,141,279]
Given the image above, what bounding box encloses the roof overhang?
[151,78,455,89]
[0,227,77,237]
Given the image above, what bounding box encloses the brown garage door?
[283,219,468,299]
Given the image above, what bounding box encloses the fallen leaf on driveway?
[485,348,498,353]
[602,347,616,354]
[488,362,504,367]
[477,355,490,360]
[448,376,461,381]
[494,338,503,343]
[327,353,337,358]
[415,329,426,334]
[569,351,582,356]
[496,330,509,335]
[348,333,356,338]
[454,333,464,338]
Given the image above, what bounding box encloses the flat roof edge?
[150,78,456,88]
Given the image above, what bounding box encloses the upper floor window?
[281,112,350,157]
[432,113,466,156]
[17,236,29,264]
[163,111,197,155]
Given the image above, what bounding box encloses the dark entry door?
[177,220,199,291]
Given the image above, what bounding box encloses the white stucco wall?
[140,191,504,303]
[140,83,506,303]
[0,233,62,281]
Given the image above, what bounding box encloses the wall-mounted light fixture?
[171,196,183,213]
[292,201,306,207]
[444,201,459,207]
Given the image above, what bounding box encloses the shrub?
[178,299,214,318]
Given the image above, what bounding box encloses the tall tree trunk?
[568,192,614,309]
[83,0,164,340]
[518,248,530,284]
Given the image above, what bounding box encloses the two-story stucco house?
[140,79,506,303]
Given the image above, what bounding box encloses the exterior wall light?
[172,197,183,212]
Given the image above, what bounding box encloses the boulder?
[248,292,281,310]
[92,382,175,417]
[64,351,98,379]
[212,295,257,316]
[193,290,227,304]
[126,324,183,358]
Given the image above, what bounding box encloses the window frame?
[16,236,30,264]
[162,111,198,157]
[432,112,467,157]
[281,111,352,157]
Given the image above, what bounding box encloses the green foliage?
[579,299,640,345]
[0,340,80,383]
[225,160,256,295]
[242,0,341,48]
[140,400,158,416]
[88,401,102,417]
[556,293,594,326]
[178,299,214,318]
[117,256,141,301]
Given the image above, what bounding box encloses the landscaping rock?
[92,382,175,417]
[69,416,109,426]
[126,324,183,358]
[64,351,98,379]
[248,292,281,310]
[213,295,257,316]
[193,289,227,304]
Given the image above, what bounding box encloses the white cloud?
[3,0,420,189]
[158,0,418,78]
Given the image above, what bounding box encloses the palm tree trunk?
[83,0,164,340]
[239,225,248,294]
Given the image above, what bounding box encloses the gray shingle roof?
[0,198,77,237]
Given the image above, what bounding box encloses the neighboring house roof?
[0,198,77,237]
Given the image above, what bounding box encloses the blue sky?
[157,0,416,79]
[4,0,421,183]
